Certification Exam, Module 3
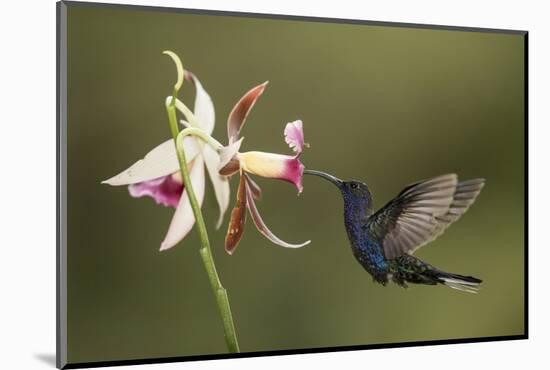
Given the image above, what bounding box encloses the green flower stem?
[166,95,240,354]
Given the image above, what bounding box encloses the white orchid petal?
[189,73,215,135]
[160,156,206,251]
[102,138,201,186]
[202,145,230,229]
[165,73,215,134]
[218,137,244,170]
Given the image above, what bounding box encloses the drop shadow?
[34,353,56,367]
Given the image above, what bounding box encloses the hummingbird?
[304,170,485,293]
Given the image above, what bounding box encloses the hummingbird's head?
[303,170,372,207]
[339,180,371,200]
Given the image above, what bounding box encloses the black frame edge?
[62,335,527,369]
[523,32,529,338]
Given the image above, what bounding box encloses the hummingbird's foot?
[373,277,388,286]
[391,274,409,289]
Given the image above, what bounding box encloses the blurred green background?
[66,4,525,364]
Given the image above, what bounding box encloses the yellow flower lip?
[238,151,305,193]
[218,118,308,193]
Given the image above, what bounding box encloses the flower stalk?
[177,127,225,152]
[164,51,240,353]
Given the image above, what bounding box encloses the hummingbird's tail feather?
[437,272,482,293]
[390,255,482,293]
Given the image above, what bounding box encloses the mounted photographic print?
[57,1,528,368]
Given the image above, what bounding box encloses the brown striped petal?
[224,174,248,254]
[244,174,262,200]
[227,82,268,143]
[245,176,310,249]
[219,158,241,177]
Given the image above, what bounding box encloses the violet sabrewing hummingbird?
[304,170,485,293]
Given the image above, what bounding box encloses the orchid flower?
[218,83,311,254]
[102,71,230,251]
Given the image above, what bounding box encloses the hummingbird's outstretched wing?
[367,174,485,259]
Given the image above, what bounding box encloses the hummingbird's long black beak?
[303,169,343,187]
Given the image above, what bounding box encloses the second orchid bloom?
[219,82,311,254]
[103,70,310,254]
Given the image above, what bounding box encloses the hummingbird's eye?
[350,183,358,189]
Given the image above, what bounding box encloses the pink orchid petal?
[224,175,248,255]
[244,177,310,249]
[202,144,230,229]
[160,156,206,251]
[284,120,306,155]
[237,151,305,193]
[128,173,183,208]
[101,137,200,186]
[227,82,268,143]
